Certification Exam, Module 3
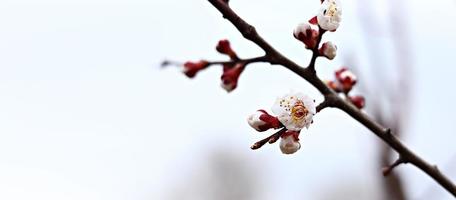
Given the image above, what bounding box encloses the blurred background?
[1,0,455,199]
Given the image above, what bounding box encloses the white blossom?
[272,92,316,131]
[317,0,342,31]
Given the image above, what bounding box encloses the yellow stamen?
[291,101,308,122]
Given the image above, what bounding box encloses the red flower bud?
[335,67,357,93]
[220,63,245,92]
[293,23,319,49]
[319,41,337,60]
[348,95,365,109]
[182,60,209,78]
[216,39,238,60]
[247,110,283,132]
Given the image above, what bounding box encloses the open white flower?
[279,133,301,154]
[272,92,316,131]
[317,0,342,31]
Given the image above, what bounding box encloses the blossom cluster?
[182,39,246,92]
[247,92,316,154]
[293,0,341,59]
[177,0,365,155]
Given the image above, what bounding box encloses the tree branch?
[207,0,456,196]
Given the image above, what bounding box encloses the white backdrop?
[0,0,455,199]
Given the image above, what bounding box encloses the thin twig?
[307,27,326,74]
[162,55,268,68]
[207,0,456,196]
[209,56,269,65]
[250,128,286,150]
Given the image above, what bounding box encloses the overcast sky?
[0,0,455,199]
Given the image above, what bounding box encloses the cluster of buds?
[326,67,365,109]
[247,92,316,154]
[293,0,341,59]
[181,39,247,93]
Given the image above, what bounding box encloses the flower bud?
[247,110,282,132]
[293,23,319,49]
[183,60,209,78]
[221,63,245,92]
[348,95,365,109]
[279,130,301,154]
[319,41,337,60]
[216,39,238,60]
[335,67,357,93]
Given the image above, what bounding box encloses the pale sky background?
[0,0,455,200]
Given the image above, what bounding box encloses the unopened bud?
[279,130,301,154]
[335,67,357,93]
[221,63,245,92]
[183,60,209,78]
[293,23,319,49]
[247,110,282,132]
[319,41,337,60]
[348,95,365,109]
[216,39,238,60]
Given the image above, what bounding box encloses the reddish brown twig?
[207,0,456,196]
[161,56,268,68]
[250,128,286,150]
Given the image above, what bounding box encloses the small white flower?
[272,92,316,131]
[280,134,301,154]
[317,0,342,31]
[320,41,337,60]
[247,111,267,132]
